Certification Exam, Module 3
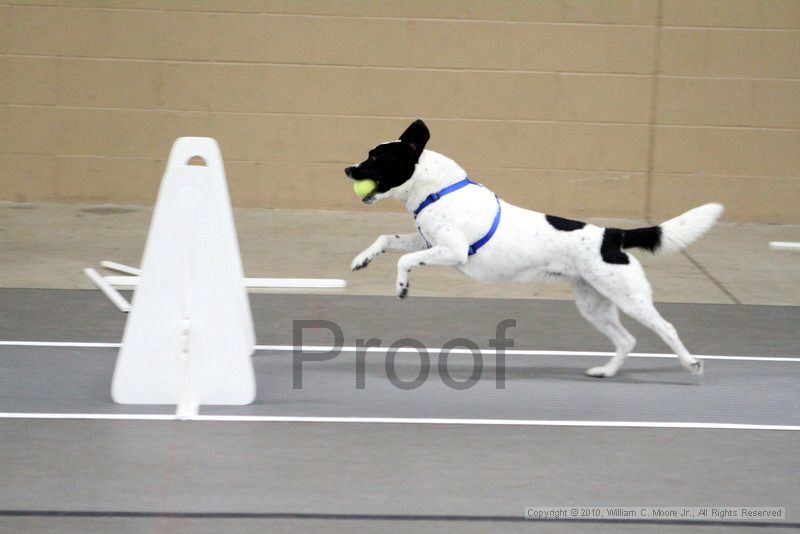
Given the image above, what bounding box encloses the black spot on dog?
[546,215,585,232]
[600,228,630,264]
[622,226,662,253]
[398,281,409,299]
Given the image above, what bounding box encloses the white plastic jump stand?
[111,138,256,415]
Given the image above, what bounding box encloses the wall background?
[1,0,798,222]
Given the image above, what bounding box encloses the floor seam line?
[680,249,742,305]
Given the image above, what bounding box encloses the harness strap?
[413,178,475,218]
[413,177,501,256]
[468,196,501,256]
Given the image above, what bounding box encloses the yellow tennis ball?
[353,179,377,198]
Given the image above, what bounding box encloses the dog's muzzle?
[345,166,378,204]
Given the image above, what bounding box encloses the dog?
[345,119,723,378]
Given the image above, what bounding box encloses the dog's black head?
[345,119,430,204]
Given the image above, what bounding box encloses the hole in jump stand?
[187,156,207,166]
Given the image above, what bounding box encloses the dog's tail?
[621,203,724,255]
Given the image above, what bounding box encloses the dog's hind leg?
[615,296,703,375]
[584,260,703,375]
[571,279,637,378]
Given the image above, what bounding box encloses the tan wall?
[1,0,798,222]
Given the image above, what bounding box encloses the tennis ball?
[353,179,377,198]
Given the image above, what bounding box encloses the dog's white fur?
[352,149,723,377]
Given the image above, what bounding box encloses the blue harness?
[413,178,501,256]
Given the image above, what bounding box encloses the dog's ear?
[399,119,430,158]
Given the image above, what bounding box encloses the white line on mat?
[0,341,798,362]
[0,412,797,431]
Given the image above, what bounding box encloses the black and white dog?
[346,120,723,378]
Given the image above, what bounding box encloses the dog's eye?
[368,156,376,162]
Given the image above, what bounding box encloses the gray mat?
[1,289,798,530]
[1,347,797,426]
[1,289,798,356]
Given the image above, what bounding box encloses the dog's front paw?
[351,252,373,271]
[396,280,409,299]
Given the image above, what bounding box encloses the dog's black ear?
[399,119,430,157]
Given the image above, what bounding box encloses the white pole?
[100,260,142,275]
[103,275,346,289]
[243,277,346,289]
[83,268,131,312]
[769,241,800,251]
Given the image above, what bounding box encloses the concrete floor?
[1,202,799,305]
